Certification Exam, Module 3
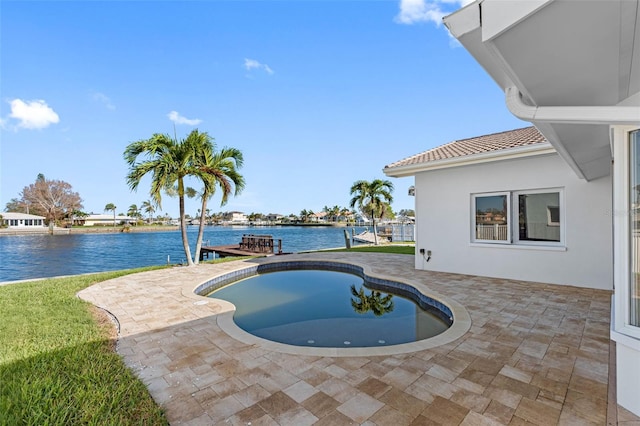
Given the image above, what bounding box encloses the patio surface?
[78,252,640,425]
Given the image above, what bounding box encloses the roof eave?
[443,0,640,182]
[384,142,555,178]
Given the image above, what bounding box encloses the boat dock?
[352,230,389,244]
[200,234,283,260]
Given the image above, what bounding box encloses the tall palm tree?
[124,131,205,266]
[104,203,117,227]
[349,179,394,245]
[127,204,140,223]
[141,200,156,223]
[191,137,244,264]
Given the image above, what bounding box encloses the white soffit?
[443,1,479,39]
[480,0,553,42]
[489,0,624,107]
[444,0,640,181]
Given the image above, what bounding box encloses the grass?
[0,267,168,425]
[0,245,414,424]
[326,244,415,255]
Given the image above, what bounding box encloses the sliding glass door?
[630,130,640,326]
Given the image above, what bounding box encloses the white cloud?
[167,111,202,126]
[6,99,60,130]
[395,0,473,26]
[244,58,274,75]
[92,92,115,110]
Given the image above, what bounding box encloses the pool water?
[207,269,451,348]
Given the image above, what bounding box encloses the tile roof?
[385,126,547,170]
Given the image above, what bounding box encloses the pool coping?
[180,257,471,357]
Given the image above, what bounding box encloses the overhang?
[443,0,640,181]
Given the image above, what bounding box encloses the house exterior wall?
[413,153,612,290]
[83,215,135,226]
[1,213,47,228]
[223,212,248,223]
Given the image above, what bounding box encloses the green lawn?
[0,268,168,425]
[326,244,415,255]
[0,246,414,424]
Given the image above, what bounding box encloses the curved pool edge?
[184,256,472,357]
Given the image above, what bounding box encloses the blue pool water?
[207,269,450,348]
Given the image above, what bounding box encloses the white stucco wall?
[413,153,612,290]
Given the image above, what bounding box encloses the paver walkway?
[78,253,637,425]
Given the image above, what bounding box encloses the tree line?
[4,128,411,263]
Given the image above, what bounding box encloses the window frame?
[513,188,564,246]
[612,125,640,340]
[471,188,564,247]
[626,128,640,333]
[471,192,511,244]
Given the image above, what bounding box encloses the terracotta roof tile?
[385,126,547,169]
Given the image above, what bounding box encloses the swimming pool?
[195,260,470,355]
[207,269,451,348]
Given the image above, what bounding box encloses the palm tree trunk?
[368,204,379,245]
[372,217,379,245]
[194,198,208,265]
[178,182,194,266]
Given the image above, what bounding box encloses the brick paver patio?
[78,252,639,425]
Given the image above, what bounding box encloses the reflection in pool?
[207,269,451,348]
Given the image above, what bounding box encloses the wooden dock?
[200,245,263,259]
[199,234,283,260]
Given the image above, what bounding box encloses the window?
[472,189,563,245]
[516,191,561,243]
[473,193,510,242]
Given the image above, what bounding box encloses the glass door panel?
[630,130,640,326]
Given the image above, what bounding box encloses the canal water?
[0,226,368,282]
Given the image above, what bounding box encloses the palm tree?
[104,203,117,227]
[349,285,394,316]
[300,209,314,223]
[124,131,204,266]
[141,200,156,223]
[190,137,244,264]
[349,179,394,245]
[330,205,341,222]
[71,210,88,227]
[340,207,352,223]
[127,204,140,224]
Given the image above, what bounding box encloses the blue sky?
[0,0,527,219]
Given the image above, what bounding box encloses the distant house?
[222,211,248,224]
[311,212,328,223]
[337,212,355,223]
[1,212,46,228]
[354,214,370,224]
[83,214,136,226]
[265,213,284,222]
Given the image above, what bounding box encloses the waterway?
[0,226,368,282]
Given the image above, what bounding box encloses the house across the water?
[82,214,136,226]
[1,212,47,228]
